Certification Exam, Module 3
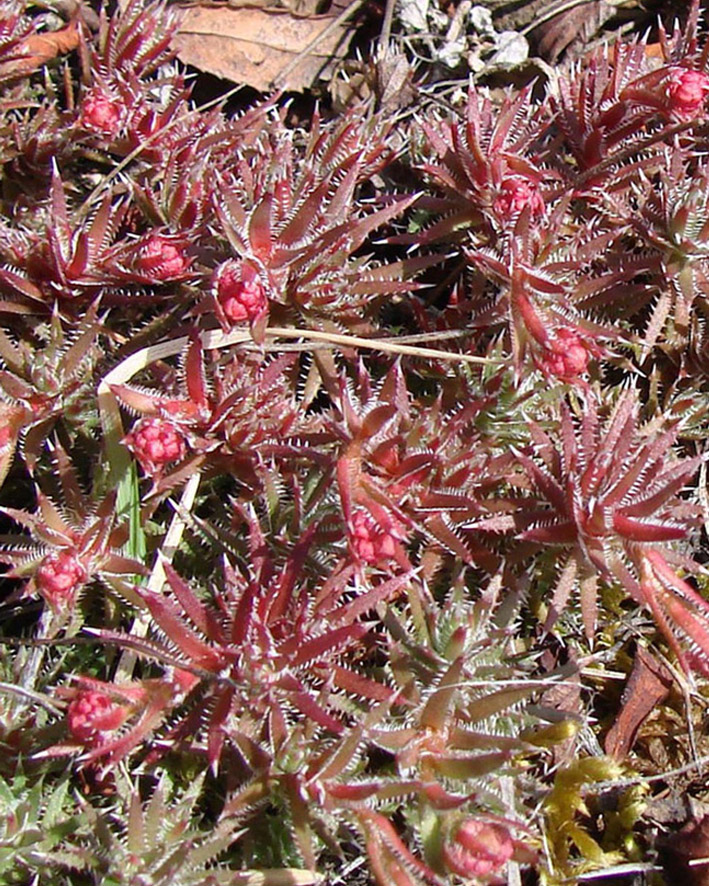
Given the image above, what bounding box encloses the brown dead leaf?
[659,815,709,886]
[330,61,371,112]
[24,21,80,64]
[537,647,583,766]
[506,0,621,63]
[374,48,417,113]
[173,5,355,92]
[533,0,600,63]
[0,21,79,81]
[331,49,416,113]
[604,645,674,760]
[280,0,328,17]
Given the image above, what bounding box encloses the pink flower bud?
[79,89,123,137]
[666,68,709,118]
[136,234,188,280]
[37,551,87,609]
[493,176,545,221]
[351,509,400,565]
[443,820,515,880]
[125,417,187,473]
[212,260,268,326]
[67,690,130,746]
[538,329,591,381]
